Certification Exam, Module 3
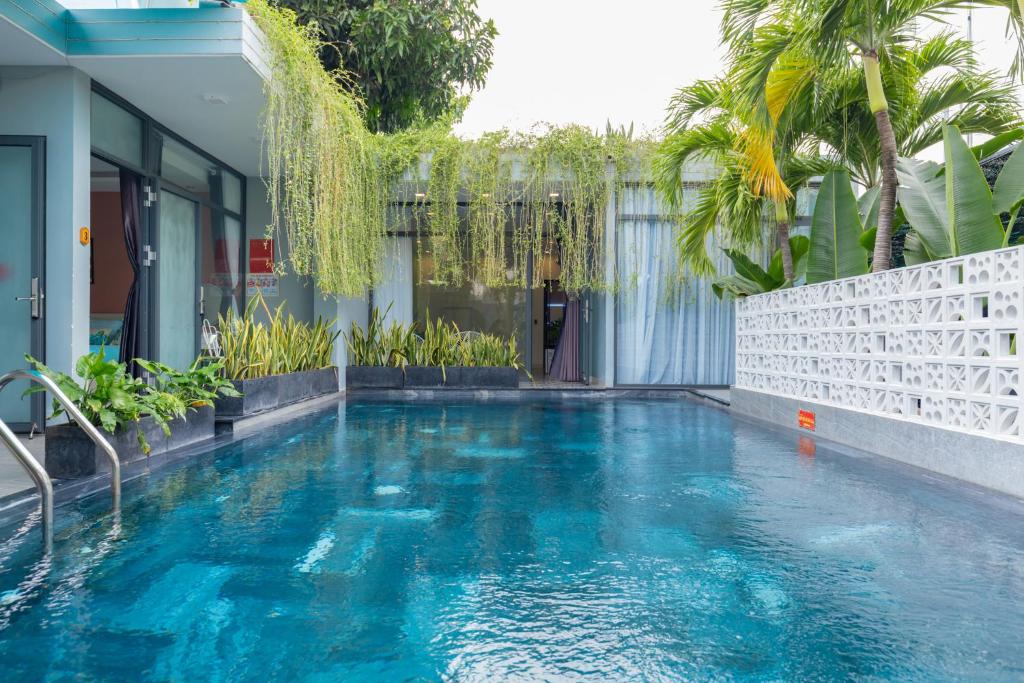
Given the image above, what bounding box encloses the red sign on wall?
[798,409,816,431]
[249,239,274,274]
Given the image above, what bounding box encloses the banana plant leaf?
[903,231,934,266]
[807,170,868,284]
[993,142,1024,216]
[713,236,809,299]
[896,157,950,259]
[858,185,881,231]
[712,275,765,299]
[723,249,776,292]
[971,129,1024,161]
[766,235,810,284]
[944,125,1005,256]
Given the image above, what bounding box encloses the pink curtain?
[549,298,580,382]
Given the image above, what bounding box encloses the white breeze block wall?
[735,246,1024,443]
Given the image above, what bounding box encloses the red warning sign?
[798,409,816,431]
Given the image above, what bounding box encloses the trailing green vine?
[249,0,653,298]
[248,0,388,297]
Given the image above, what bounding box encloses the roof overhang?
[0,3,269,175]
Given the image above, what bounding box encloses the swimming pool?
[2,399,1024,680]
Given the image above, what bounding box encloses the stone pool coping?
[731,387,1024,500]
[720,396,1024,518]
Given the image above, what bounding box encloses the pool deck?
[0,436,44,499]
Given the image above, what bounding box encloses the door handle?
[14,277,42,318]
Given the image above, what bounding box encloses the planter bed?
[215,367,340,418]
[347,366,520,390]
[45,405,215,479]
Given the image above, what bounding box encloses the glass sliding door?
[201,209,243,324]
[156,190,199,369]
[0,138,44,431]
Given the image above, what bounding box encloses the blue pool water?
[2,399,1024,681]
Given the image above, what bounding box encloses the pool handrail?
[0,416,53,552]
[0,370,122,550]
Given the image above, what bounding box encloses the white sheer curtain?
[615,186,736,386]
[375,237,414,327]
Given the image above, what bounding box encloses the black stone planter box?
[403,366,445,388]
[44,405,216,479]
[346,366,404,389]
[446,366,520,388]
[215,367,339,418]
[347,365,520,390]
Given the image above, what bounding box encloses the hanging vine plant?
[248,0,653,299]
[247,0,388,298]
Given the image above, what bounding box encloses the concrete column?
[314,286,367,391]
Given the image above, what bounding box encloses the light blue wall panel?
[0,67,92,386]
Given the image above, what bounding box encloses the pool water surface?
[2,399,1024,681]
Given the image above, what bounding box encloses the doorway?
[530,237,584,383]
[0,137,45,432]
[89,157,132,363]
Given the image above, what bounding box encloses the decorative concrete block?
[735,245,1024,445]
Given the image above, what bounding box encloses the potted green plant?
[213,292,341,418]
[27,351,182,478]
[135,357,240,446]
[28,352,239,479]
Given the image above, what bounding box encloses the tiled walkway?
[0,436,44,499]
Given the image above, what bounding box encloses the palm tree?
[722,0,1023,272]
[656,32,1019,277]
[816,33,1020,188]
[654,78,830,281]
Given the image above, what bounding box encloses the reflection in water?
[1,399,1024,680]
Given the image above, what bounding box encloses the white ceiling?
[0,17,66,66]
[73,54,267,176]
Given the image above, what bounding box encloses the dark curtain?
[118,168,143,376]
[549,297,580,382]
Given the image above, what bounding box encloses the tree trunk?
[776,200,794,282]
[872,110,898,273]
[863,51,896,272]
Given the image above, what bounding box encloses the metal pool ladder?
[0,370,121,552]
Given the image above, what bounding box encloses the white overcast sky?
[455,2,1020,139]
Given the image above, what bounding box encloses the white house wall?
[244,176,314,325]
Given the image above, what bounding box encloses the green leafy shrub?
[25,350,186,454]
[134,358,241,408]
[216,291,340,381]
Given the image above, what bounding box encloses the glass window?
[157,191,198,369]
[412,236,528,359]
[222,172,242,214]
[91,92,143,167]
[201,209,243,322]
[160,137,216,197]
[160,136,242,214]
